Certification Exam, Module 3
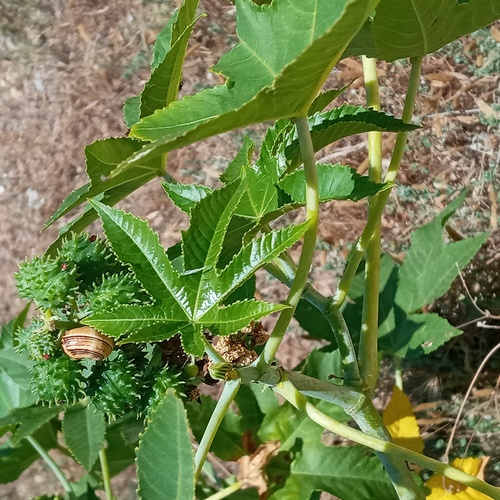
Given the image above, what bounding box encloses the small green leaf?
[163,182,212,214]
[279,164,386,204]
[293,299,335,343]
[221,135,255,184]
[201,300,288,335]
[123,96,142,129]
[216,222,311,304]
[285,105,418,169]
[63,404,105,470]
[137,390,194,500]
[235,167,278,219]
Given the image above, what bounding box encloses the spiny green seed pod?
[89,352,141,420]
[146,366,185,415]
[15,256,79,310]
[57,233,123,288]
[79,272,147,316]
[30,357,86,405]
[28,326,58,360]
[15,318,45,359]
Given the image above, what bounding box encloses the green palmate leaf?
[137,390,195,500]
[396,211,489,313]
[0,405,60,445]
[279,164,386,204]
[45,138,162,232]
[187,395,246,461]
[270,445,399,500]
[216,221,311,303]
[63,404,105,470]
[90,200,190,313]
[162,181,212,214]
[285,105,418,169]
[0,423,58,484]
[220,135,255,184]
[345,0,500,61]
[0,348,35,418]
[200,299,288,335]
[124,0,201,127]
[112,0,377,174]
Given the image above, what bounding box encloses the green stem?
[331,57,423,310]
[275,381,500,500]
[265,259,361,385]
[99,447,114,500]
[203,336,226,364]
[260,116,319,367]
[194,379,241,481]
[206,481,243,500]
[359,56,383,391]
[26,435,75,499]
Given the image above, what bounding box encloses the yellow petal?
[425,457,491,499]
[383,386,424,453]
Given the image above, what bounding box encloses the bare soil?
[1,1,499,497]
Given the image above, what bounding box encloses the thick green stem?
[194,379,241,481]
[99,447,114,500]
[260,116,319,367]
[275,381,500,500]
[331,57,423,310]
[359,56,383,391]
[26,435,75,499]
[265,259,361,384]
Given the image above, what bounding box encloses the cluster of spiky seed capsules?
[15,234,197,420]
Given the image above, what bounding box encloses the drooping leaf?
[187,395,246,461]
[383,386,424,454]
[284,105,418,169]
[112,0,378,174]
[63,404,106,470]
[137,390,195,500]
[270,445,399,500]
[0,405,61,445]
[163,181,212,214]
[124,0,201,127]
[425,457,492,500]
[345,0,500,61]
[279,163,387,204]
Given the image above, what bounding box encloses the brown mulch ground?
[1,1,499,497]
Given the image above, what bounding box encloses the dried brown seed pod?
[62,326,114,361]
